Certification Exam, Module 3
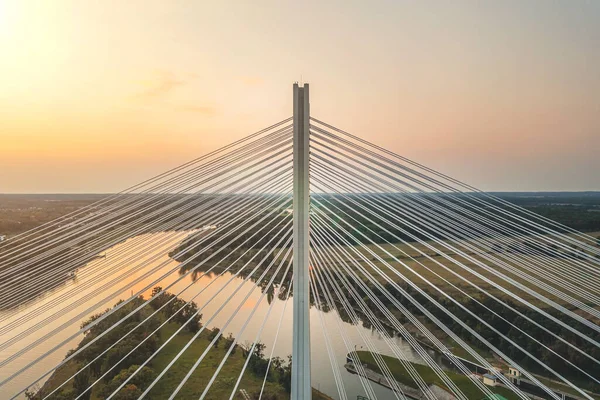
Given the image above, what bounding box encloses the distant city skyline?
[1,1,599,193]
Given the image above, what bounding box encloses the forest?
[29,288,311,400]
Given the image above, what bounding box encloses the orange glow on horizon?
[0,1,598,192]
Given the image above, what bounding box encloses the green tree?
[208,328,221,348]
[113,384,142,400]
[73,367,92,400]
[100,365,156,398]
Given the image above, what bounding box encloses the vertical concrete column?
[291,83,311,400]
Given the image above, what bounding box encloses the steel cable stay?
[198,255,294,400]
[308,251,412,400]
[0,171,292,353]
[257,280,293,400]
[0,162,292,323]
[308,189,597,380]
[0,148,292,309]
[0,140,291,305]
[308,265,373,400]
[310,220,516,400]
[40,220,294,400]
[0,130,291,283]
[0,158,292,323]
[0,123,292,270]
[9,203,292,398]
[309,157,600,325]
[310,117,599,248]
[119,231,294,399]
[309,173,600,375]
[309,149,600,326]
[1,118,292,250]
[0,123,290,264]
[309,166,600,352]
[0,195,290,354]
[309,162,600,353]
[0,177,285,342]
[309,141,600,298]
[310,133,600,276]
[310,125,600,264]
[309,205,587,400]
[310,209,536,399]
[228,264,294,400]
[309,138,600,297]
[0,134,293,290]
[3,189,293,394]
[309,230,473,400]
[312,173,595,390]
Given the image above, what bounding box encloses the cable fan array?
[308,117,600,400]
[0,116,598,400]
[0,119,295,399]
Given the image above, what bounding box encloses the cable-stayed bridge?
[0,84,599,400]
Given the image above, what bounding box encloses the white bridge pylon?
[291,83,312,400]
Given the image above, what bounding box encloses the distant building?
[508,366,522,384]
[482,373,498,386]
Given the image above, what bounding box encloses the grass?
[355,351,600,400]
[531,374,600,400]
[40,323,287,399]
[40,322,332,400]
[355,350,522,400]
[146,322,286,399]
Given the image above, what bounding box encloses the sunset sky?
[0,0,598,193]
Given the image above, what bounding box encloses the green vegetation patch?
[31,288,295,400]
[354,351,521,400]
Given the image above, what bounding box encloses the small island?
[30,288,331,400]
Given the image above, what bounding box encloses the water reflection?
[0,231,428,399]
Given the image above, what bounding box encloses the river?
[0,231,434,399]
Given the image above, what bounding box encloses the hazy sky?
[0,0,598,193]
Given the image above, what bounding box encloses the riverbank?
[353,351,521,400]
[33,290,328,400]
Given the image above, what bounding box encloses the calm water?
[0,231,431,399]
